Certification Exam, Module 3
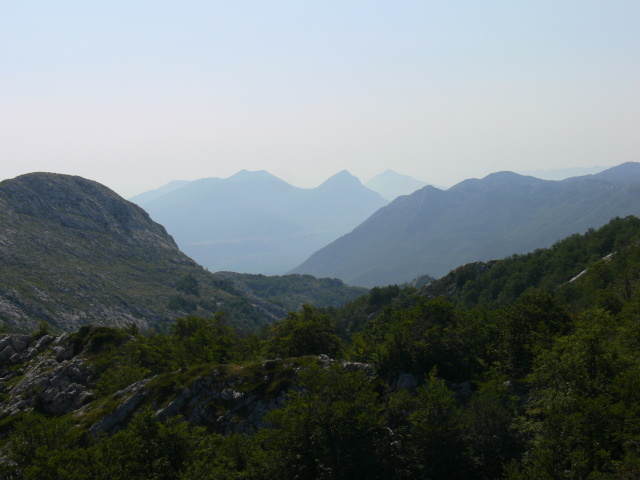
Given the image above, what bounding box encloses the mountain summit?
[132,170,387,275]
[0,173,286,331]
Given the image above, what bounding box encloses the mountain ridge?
[133,170,388,275]
[292,162,640,287]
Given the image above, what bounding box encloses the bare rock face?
[0,338,376,440]
[0,329,304,437]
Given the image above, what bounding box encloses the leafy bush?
[175,274,199,297]
[265,305,343,358]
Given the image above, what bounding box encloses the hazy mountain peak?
[228,169,278,181]
[317,170,362,189]
[482,171,541,185]
[364,170,428,201]
[450,171,544,193]
[591,162,640,184]
[518,165,607,181]
[131,169,387,275]
[2,172,176,245]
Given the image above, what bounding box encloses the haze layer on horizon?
[1,1,638,198]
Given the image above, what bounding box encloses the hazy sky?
[1,1,638,198]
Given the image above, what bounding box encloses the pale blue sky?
[1,1,638,197]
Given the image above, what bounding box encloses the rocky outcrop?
[154,366,292,435]
[0,334,93,418]
[89,379,152,435]
[0,336,482,449]
[0,332,313,436]
[93,356,372,436]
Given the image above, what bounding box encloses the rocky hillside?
[0,173,286,332]
[0,327,367,436]
[0,330,279,432]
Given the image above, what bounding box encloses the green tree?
[403,370,468,479]
[266,305,343,358]
[261,362,384,480]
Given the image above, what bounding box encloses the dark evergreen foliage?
[4,216,640,478]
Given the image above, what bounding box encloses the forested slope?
[3,216,640,479]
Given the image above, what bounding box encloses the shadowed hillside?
[293,162,640,287]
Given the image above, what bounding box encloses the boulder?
[54,346,73,362]
[52,332,70,347]
[90,379,151,435]
[9,353,22,364]
[35,335,54,351]
[0,345,15,362]
[10,335,32,353]
[396,372,418,390]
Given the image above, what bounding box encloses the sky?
[1,1,639,199]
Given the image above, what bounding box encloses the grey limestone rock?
[54,345,74,362]
[10,335,32,353]
[9,353,22,364]
[155,367,293,435]
[0,346,16,362]
[0,356,93,418]
[52,332,70,347]
[396,372,418,390]
[90,379,152,435]
[342,361,374,375]
[35,335,54,351]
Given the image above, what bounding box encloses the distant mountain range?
[517,165,607,181]
[0,173,288,332]
[131,170,387,275]
[129,179,191,204]
[364,170,431,201]
[291,162,640,287]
